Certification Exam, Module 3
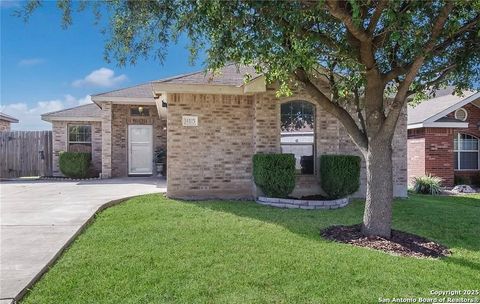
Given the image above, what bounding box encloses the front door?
[128,125,153,175]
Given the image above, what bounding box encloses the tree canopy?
[20,0,480,237]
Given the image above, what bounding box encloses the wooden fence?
[0,131,53,178]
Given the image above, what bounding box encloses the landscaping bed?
[321,224,450,258]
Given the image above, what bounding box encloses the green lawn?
[22,194,480,304]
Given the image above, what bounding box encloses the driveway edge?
[12,194,153,303]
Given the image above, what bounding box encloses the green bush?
[454,174,470,185]
[59,152,91,178]
[319,155,361,199]
[412,175,442,195]
[253,153,296,198]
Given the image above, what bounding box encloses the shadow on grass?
[181,194,480,253]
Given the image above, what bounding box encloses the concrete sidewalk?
[0,177,166,303]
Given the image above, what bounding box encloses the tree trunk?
[361,138,394,238]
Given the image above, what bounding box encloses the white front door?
[128,125,153,175]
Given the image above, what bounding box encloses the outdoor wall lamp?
[138,106,144,114]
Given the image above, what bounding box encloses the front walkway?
[0,177,166,303]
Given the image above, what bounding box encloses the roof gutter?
[407,121,470,129]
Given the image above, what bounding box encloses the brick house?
[0,112,19,131]
[407,88,480,186]
[42,64,407,199]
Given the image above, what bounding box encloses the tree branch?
[325,0,370,42]
[354,88,367,135]
[380,2,454,137]
[295,68,368,150]
[367,0,388,34]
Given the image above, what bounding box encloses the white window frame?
[454,108,468,121]
[67,124,92,151]
[454,133,479,171]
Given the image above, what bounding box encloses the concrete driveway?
[0,177,166,303]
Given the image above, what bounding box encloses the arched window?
[454,133,479,170]
[280,100,315,174]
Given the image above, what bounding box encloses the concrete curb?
[11,194,156,304]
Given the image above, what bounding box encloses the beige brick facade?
[52,121,102,176]
[110,104,167,177]
[166,90,408,199]
[0,120,11,132]
[167,94,254,199]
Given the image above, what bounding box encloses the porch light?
[162,99,167,108]
[138,106,144,114]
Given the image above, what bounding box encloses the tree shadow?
[180,195,480,253]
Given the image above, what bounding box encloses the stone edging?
[256,196,349,209]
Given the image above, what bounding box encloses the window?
[68,125,92,153]
[454,133,479,170]
[280,100,315,174]
[454,108,468,121]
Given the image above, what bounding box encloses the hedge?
[320,155,361,199]
[253,153,296,198]
[59,152,91,178]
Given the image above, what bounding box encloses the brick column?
[101,102,112,178]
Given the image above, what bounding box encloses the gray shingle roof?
[0,112,19,123]
[407,90,477,125]
[42,103,101,119]
[92,83,154,99]
[156,64,261,86]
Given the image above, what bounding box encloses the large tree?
[22,0,479,237]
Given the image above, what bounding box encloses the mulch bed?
[321,224,450,258]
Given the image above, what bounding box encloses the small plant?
[412,175,443,195]
[155,148,166,164]
[253,153,295,198]
[454,174,470,185]
[319,155,361,199]
[59,152,91,178]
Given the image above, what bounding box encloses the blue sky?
[1,1,205,130]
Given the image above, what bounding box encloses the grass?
[22,194,480,304]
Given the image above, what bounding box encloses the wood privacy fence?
[0,131,53,178]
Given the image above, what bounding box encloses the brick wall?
[52,121,102,176]
[111,104,167,177]
[407,130,426,185]
[167,90,408,199]
[0,120,11,132]
[407,103,480,187]
[167,93,254,199]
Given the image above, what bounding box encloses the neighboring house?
[0,112,19,131]
[407,88,480,186]
[42,64,407,199]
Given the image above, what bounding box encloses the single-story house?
[407,88,480,186]
[42,64,407,199]
[0,112,19,131]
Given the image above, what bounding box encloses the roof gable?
[41,103,102,122]
[407,90,478,125]
[0,112,19,123]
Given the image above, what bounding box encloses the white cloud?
[72,67,127,88]
[18,58,45,67]
[0,95,93,131]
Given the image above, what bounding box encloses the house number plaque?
[182,115,198,127]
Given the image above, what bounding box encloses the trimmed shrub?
[253,153,296,198]
[413,175,442,195]
[59,152,91,178]
[454,174,470,185]
[319,155,361,199]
